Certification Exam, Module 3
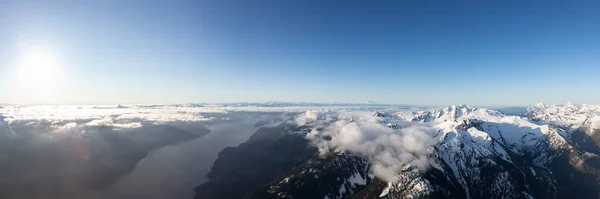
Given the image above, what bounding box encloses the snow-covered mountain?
[526,102,600,135]
[196,104,600,199]
[387,105,597,199]
[399,105,577,198]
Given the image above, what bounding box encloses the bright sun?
[14,43,63,100]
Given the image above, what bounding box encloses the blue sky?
[0,0,599,106]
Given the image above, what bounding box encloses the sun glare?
[14,43,63,100]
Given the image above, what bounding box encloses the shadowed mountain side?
[193,122,313,199]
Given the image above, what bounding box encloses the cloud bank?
[0,105,224,139]
[296,110,437,182]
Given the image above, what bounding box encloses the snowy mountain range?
[195,103,600,199]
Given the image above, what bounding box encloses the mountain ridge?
[195,104,600,199]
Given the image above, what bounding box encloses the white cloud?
[298,110,437,182]
[0,105,221,123]
[53,121,77,130]
[85,117,142,129]
[0,105,223,134]
[295,110,330,125]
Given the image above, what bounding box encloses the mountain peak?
[534,102,546,108]
[453,104,471,109]
[565,101,576,108]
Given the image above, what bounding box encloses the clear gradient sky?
[0,0,599,106]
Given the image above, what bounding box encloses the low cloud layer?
[0,105,226,142]
[296,110,437,182]
[0,105,218,123]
